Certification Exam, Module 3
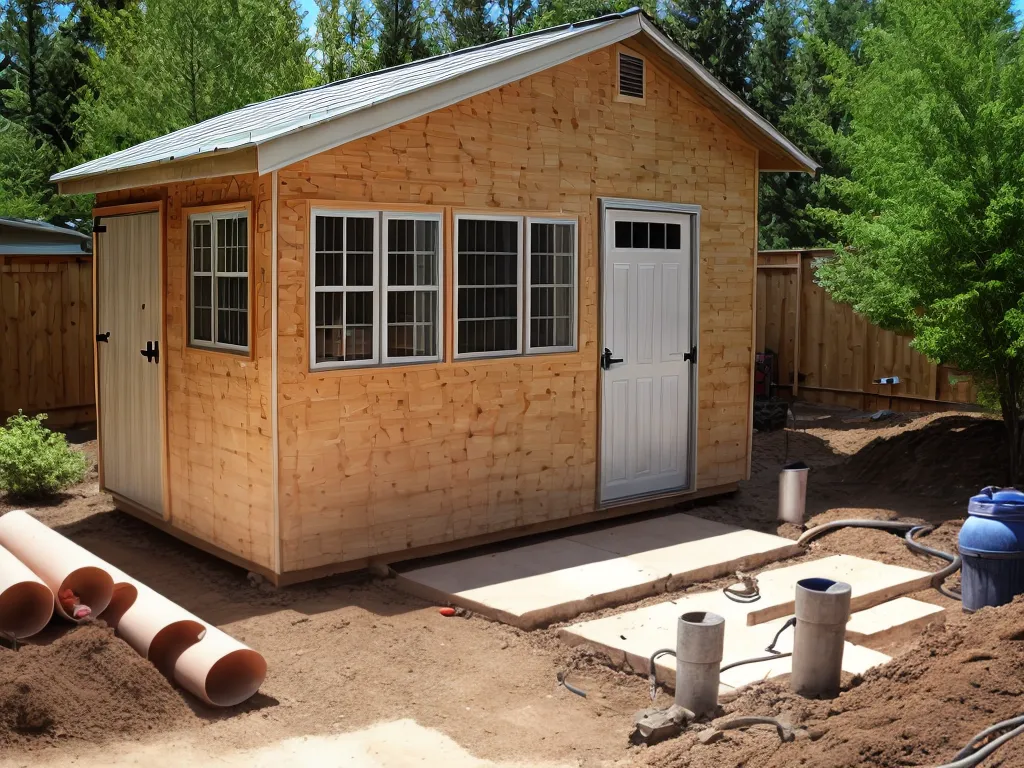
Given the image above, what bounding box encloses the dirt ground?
[1,405,1020,768]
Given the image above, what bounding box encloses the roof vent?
[618,52,645,99]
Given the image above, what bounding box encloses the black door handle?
[140,340,159,363]
[96,332,110,343]
[601,347,624,370]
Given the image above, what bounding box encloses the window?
[614,220,682,250]
[527,220,576,352]
[310,210,442,369]
[618,51,645,100]
[455,215,577,359]
[189,211,249,353]
[455,216,522,357]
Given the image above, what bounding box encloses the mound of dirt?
[0,623,196,748]
[642,598,1024,767]
[834,414,1008,497]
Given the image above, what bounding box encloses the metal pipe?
[675,610,725,716]
[791,577,851,698]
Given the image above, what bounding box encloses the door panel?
[600,208,694,503]
[97,212,163,515]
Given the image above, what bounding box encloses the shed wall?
[275,44,758,573]
[97,175,276,569]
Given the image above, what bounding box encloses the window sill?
[185,343,255,363]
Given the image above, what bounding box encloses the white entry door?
[96,212,164,516]
[600,206,695,503]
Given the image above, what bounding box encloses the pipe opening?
[149,620,207,679]
[58,566,114,621]
[0,582,54,638]
[798,577,839,593]
[205,649,268,707]
[681,610,724,627]
[99,582,139,628]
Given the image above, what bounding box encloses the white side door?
[96,212,164,516]
[600,207,695,503]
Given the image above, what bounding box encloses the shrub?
[0,411,88,498]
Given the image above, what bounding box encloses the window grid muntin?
[383,213,442,364]
[526,219,577,353]
[188,211,249,353]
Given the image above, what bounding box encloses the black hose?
[648,648,676,700]
[935,720,1024,768]
[720,651,792,673]
[797,519,962,601]
[950,714,1024,761]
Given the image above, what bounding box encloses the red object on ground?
[438,607,456,617]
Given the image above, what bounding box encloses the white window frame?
[525,217,578,355]
[453,213,524,360]
[381,211,444,365]
[188,210,250,354]
[309,209,380,371]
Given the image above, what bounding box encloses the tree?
[442,0,498,50]
[531,0,653,30]
[497,0,534,37]
[815,0,1024,481]
[76,0,308,157]
[313,0,376,83]
[663,0,762,99]
[374,0,432,68]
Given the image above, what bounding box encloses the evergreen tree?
[374,0,431,68]
[531,0,651,30]
[443,0,498,50]
[663,0,762,99]
[314,0,375,83]
[497,0,534,37]
[76,0,308,157]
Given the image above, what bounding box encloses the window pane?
[387,290,437,357]
[457,219,519,355]
[667,223,682,249]
[650,222,665,248]
[632,221,649,248]
[615,220,631,248]
[192,276,212,342]
[528,222,575,350]
[216,276,248,347]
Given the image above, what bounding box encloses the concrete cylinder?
[675,611,725,716]
[791,577,852,698]
[778,462,809,524]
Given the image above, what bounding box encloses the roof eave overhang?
[55,146,259,196]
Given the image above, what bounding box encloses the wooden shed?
[1,218,95,427]
[53,10,817,584]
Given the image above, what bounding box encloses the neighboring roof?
[53,9,818,192]
[0,217,90,241]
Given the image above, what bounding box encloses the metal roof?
[53,9,818,186]
[0,217,90,241]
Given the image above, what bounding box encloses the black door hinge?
[93,217,106,233]
[683,345,697,364]
[140,340,159,363]
[96,331,110,343]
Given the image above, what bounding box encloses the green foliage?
[443,0,499,50]
[531,0,652,30]
[815,0,1024,479]
[75,0,308,157]
[313,0,377,83]
[0,411,87,498]
[663,0,762,99]
[374,0,433,68]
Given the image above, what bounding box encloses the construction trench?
[1,406,1023,768]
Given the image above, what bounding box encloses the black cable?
[556,670,587,698]
[719,618,795,673]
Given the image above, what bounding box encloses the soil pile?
[0,623,196,748]
[642,597,1024,767]
[834,414,1006,497]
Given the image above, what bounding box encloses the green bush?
[0,411,88,498]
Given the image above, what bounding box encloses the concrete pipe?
[675,610,725,717]
[791,577,852,698]
[0,543,53,638]
[0,510,114,622]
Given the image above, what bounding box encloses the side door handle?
[601,347,624,370]
[96,332,110,343]
[684,345,697,364]
[140,340,159,363]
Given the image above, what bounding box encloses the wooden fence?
[756,249,978,412]
[1,255,95,427]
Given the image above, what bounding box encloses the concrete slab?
[559,595,890,696]
[741,555,934,626]
[845,597,945,650]
[395,513,801,628]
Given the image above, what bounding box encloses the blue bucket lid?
[967,486,1024,521]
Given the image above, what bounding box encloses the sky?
[298,0,319,29]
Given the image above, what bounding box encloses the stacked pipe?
[0,510,266,707]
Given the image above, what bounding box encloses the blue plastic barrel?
[959,486,1024,611]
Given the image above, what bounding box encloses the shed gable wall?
[275,44,758,573]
